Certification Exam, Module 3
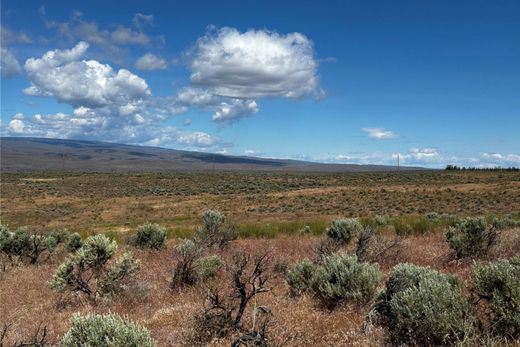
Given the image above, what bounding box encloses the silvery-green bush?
[130,223,166,249]
[194,210,236,248]
[61,313,155,347]
[473,257,520,340]
[374,263,476,346]
[287,258,316,297]
[171,239,202,288]
[0,224,63,264]
[445,217,497,259]
[194,254,224,280]
[326,218,362,245]
[49,234,140,298]
[66,232,83,252]
[311,253,381,309]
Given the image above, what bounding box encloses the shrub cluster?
[61,313,155,347]
[325,218,362,245]
[373,263,476,346]
[129,222,166,249]
[473,257,520,340]
[445,217,497,259]
[194,210,237,248]
[288,253,381,309]
[49,234,140,299]
[0,225,64,264]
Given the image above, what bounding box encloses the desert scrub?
[311,253,381,309]
[194,254,224,280]
[195,210,236,248]
[287,258,316,296]
[61,313,155,347]
[129,222,166,249]
[446,217,497,259]
[171,239,202,288]
[373,263,476,346]
[326,218,362,245]
[0,224,63,264]
[49,234,140,299]
[66,232,83,252]
[473,257,520,340]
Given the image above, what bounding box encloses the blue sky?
[1,0,519,168]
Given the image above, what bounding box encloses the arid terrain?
[1,170,519,346]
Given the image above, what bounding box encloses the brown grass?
[2,229,518,346]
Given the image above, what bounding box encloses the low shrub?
[49,234,140,299]
[287,258,316,297]
[355,227,402,263]
[66,232,83,252]
[194,210,237,248]
[373,263,476,346]
[130,223,166,249]
[311,253,381,309]
[61,313,155,347]
[0,225,64,264]
[194,254,224,280]
[446,217,497,259]
[326,218,362,245]
[473,257,520,340]
[171,239,202,288]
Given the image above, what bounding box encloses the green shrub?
[326,218,362,245]
[66,232,83,252]
[49,234,140,298]
[389,278,476,346]
[374,263,475,346]
[473,257,520,340]
[446,217,497,259]
[0,225,63,264]
[311,253,381,309]
[130,223,166,249]
[61,313,155,347]
[194,254,224,280]
[287,258,316,296]
[171,239,202,288]
[194,210,236,248]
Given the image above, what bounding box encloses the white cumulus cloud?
[135,53,167,70]
[23,42,151,109]
[189,27,320,99]
[213,99,258,123]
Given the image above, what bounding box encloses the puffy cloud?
[40,11,162,64]
[213,99,258,122]
[362,127,397,139]
[1,47,22,78]
[189,27,320,99]
[111,26,150,45]
[176,87,216,106]
[23,42,151,109]
[134,53,167,70]
[3,110,220,149]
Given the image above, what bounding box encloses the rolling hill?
[0,137,423,173]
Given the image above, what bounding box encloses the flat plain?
[1,170,519,346]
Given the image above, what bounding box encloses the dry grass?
[2,229,518,346]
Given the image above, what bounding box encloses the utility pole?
[397,154,400,172]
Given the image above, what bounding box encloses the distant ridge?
[0,137,425,173]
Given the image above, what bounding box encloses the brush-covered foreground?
[1,171,519,346]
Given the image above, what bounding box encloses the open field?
[1,171,519,236]
[1,171,519,346]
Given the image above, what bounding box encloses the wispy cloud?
[362,127,397,139]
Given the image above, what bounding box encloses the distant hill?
[0,137,424,173]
